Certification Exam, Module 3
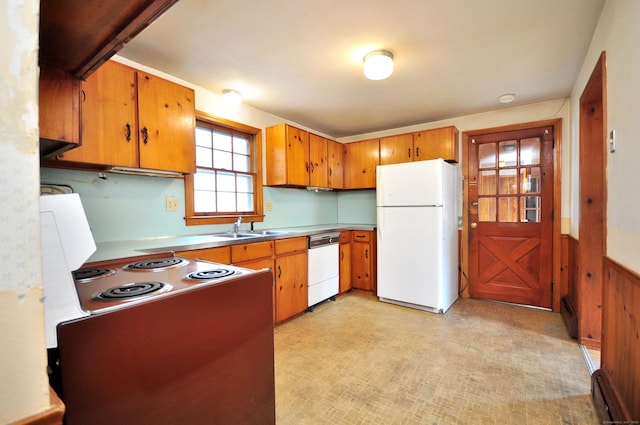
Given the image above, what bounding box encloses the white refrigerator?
[376,159,458,313]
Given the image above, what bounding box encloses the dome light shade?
[363,50,394,80]
[222,89,242,104]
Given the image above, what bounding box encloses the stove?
[72,252,249,314]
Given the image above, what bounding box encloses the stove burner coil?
[123,257,188,272]
[185,269,237,281]
[73,268,116,283]
[93,282,170,301]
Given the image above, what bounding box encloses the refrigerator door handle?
[377,208,383,241]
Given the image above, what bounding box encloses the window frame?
[185,111,264,226]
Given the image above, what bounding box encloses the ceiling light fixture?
[363,50,394,80]
[222,89,242,104]
[497,93,516,104]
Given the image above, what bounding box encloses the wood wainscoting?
[559,235,579,338]
[594,257,640,421]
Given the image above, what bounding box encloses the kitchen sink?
[212,232,262,239]
[248,230,292,236]
[211,230,293,239]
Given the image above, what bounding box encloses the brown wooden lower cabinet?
[339,231,352,293]
[175,246,230,264]
[351,230,377,292]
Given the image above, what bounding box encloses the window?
[185,112,263,226]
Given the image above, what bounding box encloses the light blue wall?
[40,167,375,242]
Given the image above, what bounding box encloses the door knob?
[470,222,478,229]
[471,201,479,206]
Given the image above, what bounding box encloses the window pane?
[499,141,517,168]
[194,190,216,212]
[478,143,496,168]
[194,170,216,190]
[196,127,212,148]
[234,136,250,155]
[214,150,233,170]
[237,194,253,212]
[213,131,232,151]
[479,198,496,222]
[499,197,518,222]
[479,170,496,195]
[217,171,236,192]
[196,146,212,168]
[217,192,236,212]
[520,167,540,194]
[236,174,253,192]
[520,196,541,222]
[234,154,250,172]
[520,138,540,166]
[498,169,518,194]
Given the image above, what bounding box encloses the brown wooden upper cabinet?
[380,126,459,165]
[266,123,343,189]
[55,61,196,174]
[39,65,81,158]
[343,138,380,189]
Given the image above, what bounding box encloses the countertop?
[87,223,376,263]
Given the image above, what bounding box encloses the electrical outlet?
[166,196,179,212]
[265,201,273,211]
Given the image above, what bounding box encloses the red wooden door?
[468,126,554,308]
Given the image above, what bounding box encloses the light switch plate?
[609,129,616,153]
[166,196,179,212]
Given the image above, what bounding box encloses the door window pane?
[499,197,518,222]
[479,198,496,222]
[479,170,496,195]
[499,141,517,168]
[499,169,518,194]
[479,143,496,168]
[520,167,540,194]
[520,138,540,166]
[521,196,541,222]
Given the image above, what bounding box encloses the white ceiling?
[119,0,605,138]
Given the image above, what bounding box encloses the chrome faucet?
[233,216,242,233]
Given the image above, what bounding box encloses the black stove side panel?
[57,269,275,425]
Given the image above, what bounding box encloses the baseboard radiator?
[559,295,577,338]
[591,369,626,422]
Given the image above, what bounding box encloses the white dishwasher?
[307,232,340,309]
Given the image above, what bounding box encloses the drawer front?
[176,247,231,264]
[339,230,352,244]
[352,230,371,242]
[231,241,274,263]
[275,237,307,256]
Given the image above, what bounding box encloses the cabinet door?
[39,66,80,157]
[235,258,276,322]
[275,251,308,323]
[351,240,372,291]
[285,126,310,186]
[309,133,328,188]
[327,140,344,189]
[380,134,413,165]
[344,139,379,189]
[137,71,196,173]
[413,126,459,163]
[339,242,352,293]
[60,60,137,166]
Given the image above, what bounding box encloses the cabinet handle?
[277,265,282,279]
[141,127,149,144]
[408,148,411,158]
[341,251,344,260]
[365,249,368,259]
[356,234,365,239]
[81,90,86,103]
[125,123,131,142]
[416,147,420,157]
[305,162,309,172]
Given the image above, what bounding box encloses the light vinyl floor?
[274,291,599,425]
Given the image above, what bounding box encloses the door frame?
[461,119,562,311]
